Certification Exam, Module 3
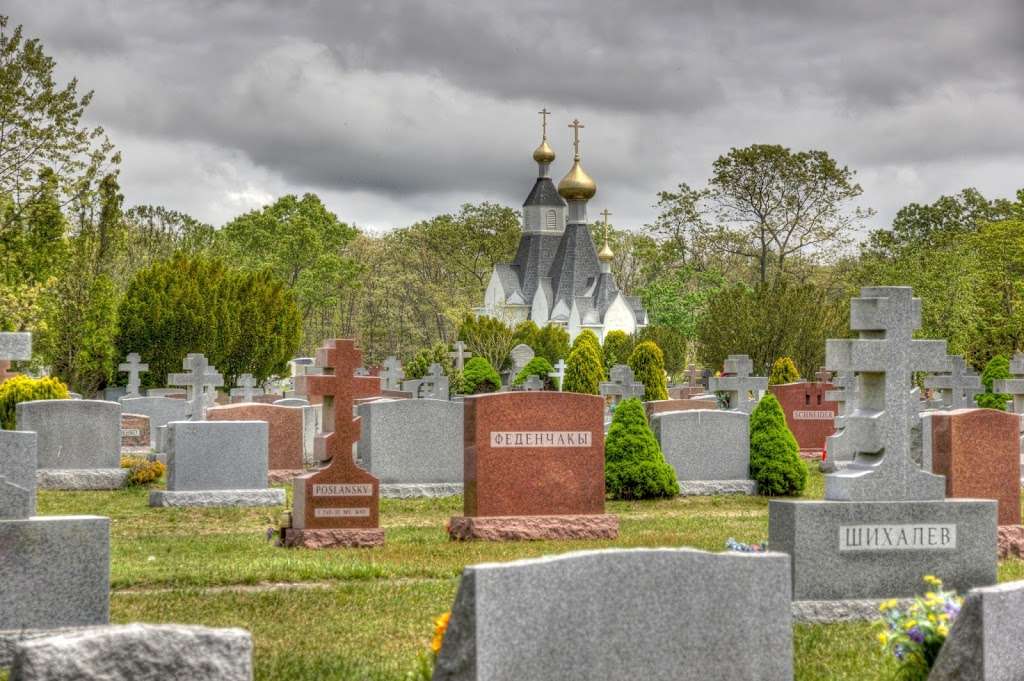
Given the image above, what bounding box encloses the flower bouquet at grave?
[406,610,451,680]
[875,576,962,681]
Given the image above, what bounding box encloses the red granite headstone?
[120,413,150,450]
[768,382,838,454]
[449,392,618,541]
[281,339,383,548]
[930,408,1021,526]
[0,360,18,384]
[207,403,305,480]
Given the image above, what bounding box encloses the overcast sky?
[9,1,1024,233]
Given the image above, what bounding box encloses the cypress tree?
[769,357,800,385]
[749,393,807,496]
[563,341,604,395]
[605,398,678,500]
[628,341,669,401]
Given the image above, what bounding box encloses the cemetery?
[3,6,1024,680]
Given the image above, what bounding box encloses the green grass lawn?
[24,469,1024,681]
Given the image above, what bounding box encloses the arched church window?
[546,209,557,230]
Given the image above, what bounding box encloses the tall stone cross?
[380,356,404,391]
[234,373,260,402]
[924,355,982,410]
[290,339,380,531]
[708,355,768,414]
[167,353,224,421]
[994,352,1024,414]
[448,341,473,371]
[686,364,701,388]
[0,332,30,384]
[118,353,149,396]
[815,367,833,384]
[824,287,949,502]
[600,364,645,407]
[420,364,450,400]
[549,359,567,391]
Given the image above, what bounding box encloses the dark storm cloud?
[5,0,1024,227]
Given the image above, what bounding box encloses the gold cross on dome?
[538,108,550,139]
[568,118,585,158]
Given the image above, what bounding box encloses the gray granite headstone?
[402,363,450,400]
[924,355,982,410]
[145,388,186,398]
[993,351,1024,414]
[599,364,645,407]
[16,400,127,489]
[509,344,535,375]
[708,355,768,414]
[929,580,1024,681]
[0,431,37,519]
[357,399,463,497]
[434,548,793,681]
[822,370,856,471]
[229,373,263,403]
[273,397,309,407]
[651,409,753,494]
[0,332,32,361]
[149,420,284,507]
[522,375,544,391]
[8,624,253,681]
[118,396,190,448]
[824,287,949,501]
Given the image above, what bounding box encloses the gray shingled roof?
[522,177,566,208]
[511,233,562,303]
[549,222,602,313]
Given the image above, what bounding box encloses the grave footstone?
[207,403,305,481]
[16,400,128,490]
[167,353,223,420]
[925,408,1021,526]
[929,580,1024,681]
[8,624,253,681]
[434,548,792,681]
[768,381,838,454]
[0,335,110,635]
[924,355,983,410]
[280,339,384,548]
[117,396,190,449]
[448,391,617,541]
[769,287,997,604]
[117,353,148,397]
[651,409,756,495]
[708,355,767,413]
[148,419,284,508]
[357,399,463,498]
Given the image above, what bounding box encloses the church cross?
[538,108,550,139]
[569,118,584,158]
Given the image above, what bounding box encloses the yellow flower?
[877,631,889,646]
[939,612,949,623]
[923,575,942,587]
[880,599,898,612]
[430,611,451,655]
[937,625,949,637]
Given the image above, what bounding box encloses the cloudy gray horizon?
[9,1,1024,234]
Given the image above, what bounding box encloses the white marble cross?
[381,356,405,391]
[234,373,260,402]
[168,353,224,421]
[449,341,473,371]
[708,354,767,414]
[118,353,149,396]
[549,359,567,391]
[994,352,1024,414]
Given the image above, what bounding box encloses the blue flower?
[908,627,924,644]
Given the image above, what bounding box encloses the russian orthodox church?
[477,113,647,341]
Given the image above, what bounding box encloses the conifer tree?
[605,398,678,499]
[749,393,807,496]
[563,341,604,395]
[628,341,669,401]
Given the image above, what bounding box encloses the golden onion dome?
[557,159,597,201]
[532,139,555,164]
[598,241,614,262]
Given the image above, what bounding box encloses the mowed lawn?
[28,469,1024,681]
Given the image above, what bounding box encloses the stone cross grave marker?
[167,353,224,421]
[523,374,544,391]
[815,366,832,384]
[231,373,263,402]
[117,353,149,397]
[548,359,566,391]
[925,355,982,410]
[686,363,702,388]
[284,338,383,547]
[709,354,768,414]
[599,364,645,406]
[448,340,473,371]
[354,367,370,376]
[410,363,449,400]
[994,351,1024,414]
[824,286,949,501]
[380,356,404,391]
